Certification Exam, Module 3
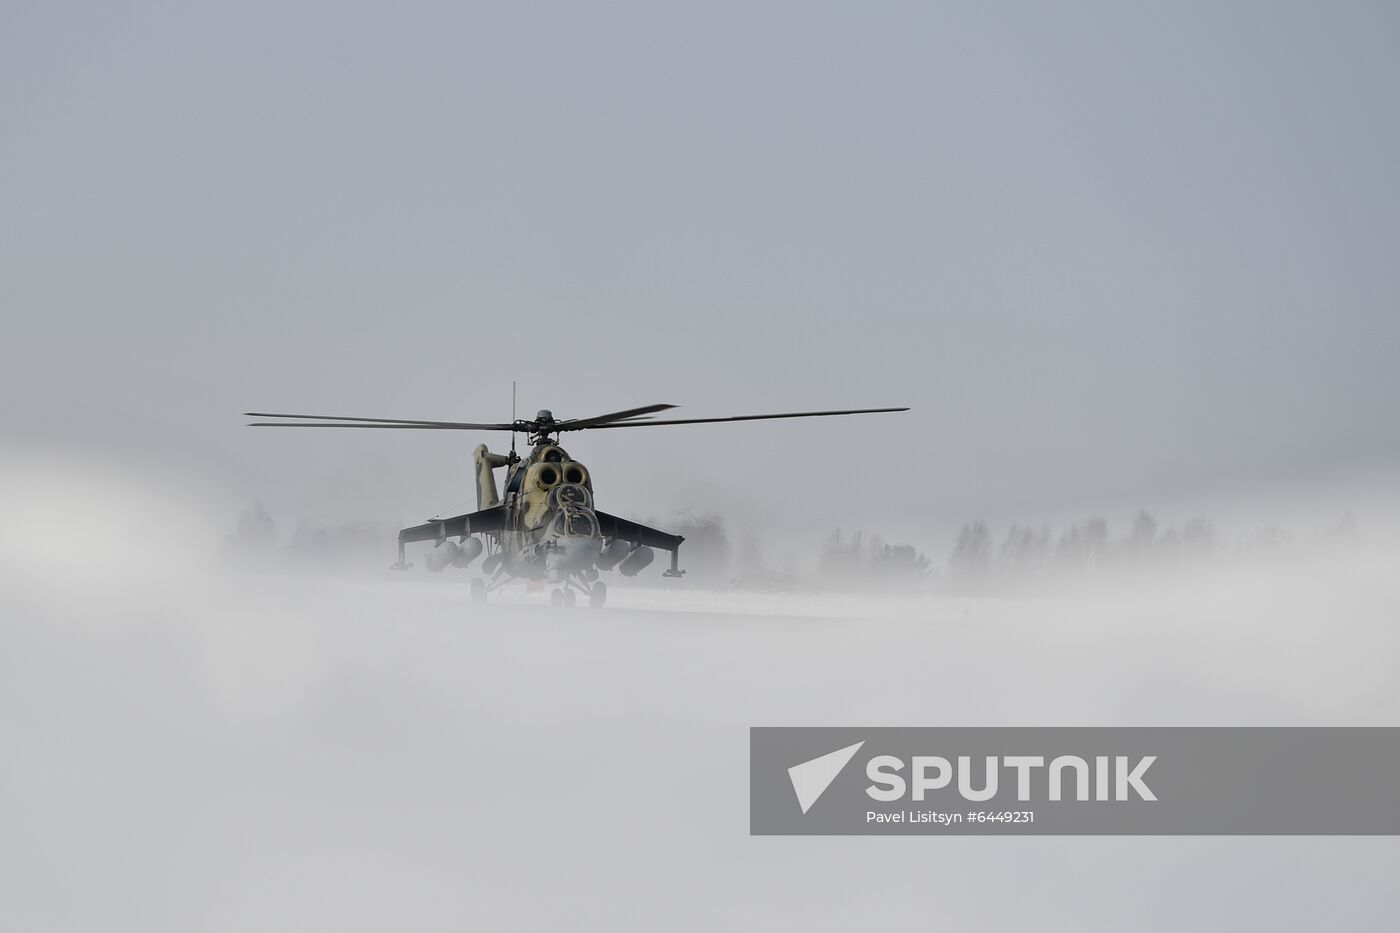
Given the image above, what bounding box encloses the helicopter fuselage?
[489,440,602,582]
[396,437,679,600]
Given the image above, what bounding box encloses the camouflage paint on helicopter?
[246,403,908,607]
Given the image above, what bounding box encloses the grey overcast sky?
[4,1,1398,533]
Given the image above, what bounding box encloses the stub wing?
[593,511,684,553]
[398,505,507,547]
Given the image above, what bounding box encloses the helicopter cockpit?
[550,505,599,539]
[547,482,593,510]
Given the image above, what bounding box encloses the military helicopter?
[246,402,908,607]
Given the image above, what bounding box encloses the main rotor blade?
[584,406,910,429]
[247,421,518,429]
[556,403,678,430]
[245,412,516,430]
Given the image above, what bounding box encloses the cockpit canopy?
[547,482,593,510]
[551,506,599,539]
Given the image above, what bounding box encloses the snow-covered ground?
[3,465,1399,931]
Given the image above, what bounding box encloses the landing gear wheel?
[550,588,564,607]
[470,578,487,605]
[589,581,607,609]
[562,588,577,608]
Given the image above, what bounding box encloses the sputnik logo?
[788,741,865,814]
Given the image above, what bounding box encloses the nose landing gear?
[547,578,606,609]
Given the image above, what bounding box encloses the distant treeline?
[620,514,933,592]
[221,501,400,570]
[948,510,1360,593]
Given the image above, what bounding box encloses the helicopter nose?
[564,536,602,565]
[548,535,602,574]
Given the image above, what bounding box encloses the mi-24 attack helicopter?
[246,402,908,607]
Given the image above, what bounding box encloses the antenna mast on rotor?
[510,380,517,459]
